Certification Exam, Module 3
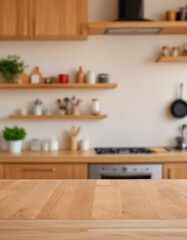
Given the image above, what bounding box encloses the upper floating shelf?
[88,21,187,35]
[157,56,187,63]
[0,83,117,89]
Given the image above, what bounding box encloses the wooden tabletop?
[1,180,187,239]
[1,180,187,220]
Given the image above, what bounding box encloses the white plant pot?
[8,140,23,154]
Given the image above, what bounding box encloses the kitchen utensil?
[171,83,187,118]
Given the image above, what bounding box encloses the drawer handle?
[167,168,171,179]
[22,168,56,172]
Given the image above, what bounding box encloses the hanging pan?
[171,83,187,118]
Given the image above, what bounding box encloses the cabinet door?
[5,164,88,179]
[31,0,87,39]
[0,165,4,179]
[0,0,29,38]
[164,163,187,179]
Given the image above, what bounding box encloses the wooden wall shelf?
[88,21,187,35]
[157,56,187,63]
[0,83,117,89]
[9,115,108,120]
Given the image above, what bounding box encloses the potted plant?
[0,55,25,83]
[2,126,27,153]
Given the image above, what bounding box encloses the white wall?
[1,0,187,149]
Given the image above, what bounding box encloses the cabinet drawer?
[163,163,187,179]
[0,164,4,179]
[5,164,88,179]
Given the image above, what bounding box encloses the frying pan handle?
[180,83,184,99]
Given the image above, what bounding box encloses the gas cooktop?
[94,147,155,155]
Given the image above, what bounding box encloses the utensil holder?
[70,136,78,151]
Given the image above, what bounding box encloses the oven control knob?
[122,167,127,171]
[113,167,117,171]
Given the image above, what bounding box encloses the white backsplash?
[1,0,187,149]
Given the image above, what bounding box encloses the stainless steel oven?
[89,164,162,179]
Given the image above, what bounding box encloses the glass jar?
[92,98,100,115]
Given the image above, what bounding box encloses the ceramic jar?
[92,98,100,115]
[49,137,59,152]
[79,139,89,151]
[87,70,96,84]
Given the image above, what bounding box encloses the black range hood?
[118,0,149,21]
[106,0,161,35]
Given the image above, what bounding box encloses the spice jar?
[92,98,100,115]
[162,46,170,57]
[171,47,180,57]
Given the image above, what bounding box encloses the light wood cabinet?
[0,0,29,38]
[5,163,88,179]
[0,164,4,179]
[31,0,87,39]
[0,0,87,39]
[163,163,187,179]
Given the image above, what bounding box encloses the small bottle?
[92,98,100,115]
[162,46,170,57]
[171,47,179,57]
[49,137,59,152]
[76,66,84,83]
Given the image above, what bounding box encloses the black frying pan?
[171,83,187,118]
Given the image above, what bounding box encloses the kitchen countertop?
[0,180,187,239]
[0,147,187,163]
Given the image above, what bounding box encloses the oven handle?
[99,171,152,178]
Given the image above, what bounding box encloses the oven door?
[89,164,162,179]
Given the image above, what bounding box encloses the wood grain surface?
[1,180,187,240]
[1,180,187,220]
[1,219,187,240]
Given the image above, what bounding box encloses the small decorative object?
[0,55,25,83]
[2,126,27,153]
[19,107,28,116]
[57,98,68,115]
[91,98,100,115]
[31,139,41,151]
[44,105,53,115]
[68,126,81,151]
[76,66,85,83]
[19,71,29,84]
[33,99,43,116]
[30,66,44,84]
[59,74,69,84]
[162,46,170,57]
[44,77,52,84]
[177,7,186,21]
[183,43,187,56]
[171,47,180,57]
[98,73,110,83]
[79,139,89,152]
[42,141,49,152]
[49,137,59,152]
[86,70,96,84]
[166,10,177,21]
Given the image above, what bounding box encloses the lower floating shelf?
[157,56,187,63]
[9,114,108,120]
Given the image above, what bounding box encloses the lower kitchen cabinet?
[0,165,4,179]
[4,164,88,179]
[163,163,187,179]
